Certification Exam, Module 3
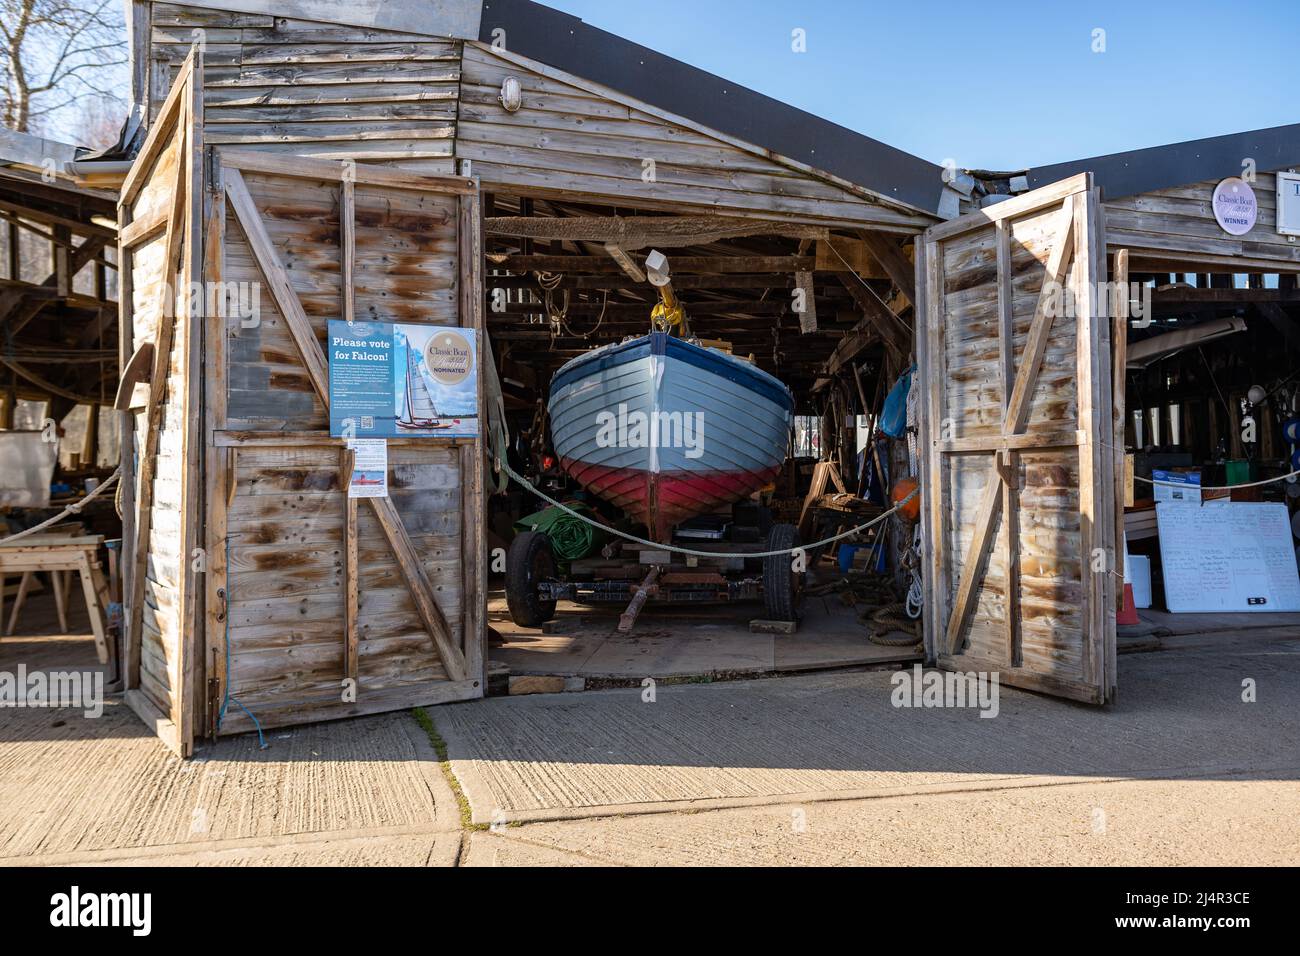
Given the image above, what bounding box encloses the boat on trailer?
[505,328,805,630]
[547,331,795,541]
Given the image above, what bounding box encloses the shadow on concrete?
[432,634,1300,820]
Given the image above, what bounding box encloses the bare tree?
[72,90,123,148]
[1,0,127,134]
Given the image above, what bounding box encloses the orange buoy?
[891,477,921,522]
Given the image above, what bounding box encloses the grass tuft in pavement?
[412,707,486,832]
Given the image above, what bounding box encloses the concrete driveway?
[2,628,1296,866]
[437,633,1300,865]
[0,645,461,866]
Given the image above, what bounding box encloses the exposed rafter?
[485,215,830,248]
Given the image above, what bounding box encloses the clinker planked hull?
[548,333,793,540]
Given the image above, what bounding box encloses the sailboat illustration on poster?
[326,319,477,439]
[397,344,452,430]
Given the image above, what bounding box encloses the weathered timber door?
[203,149,487,737]
[117,49,205,756]
[916,173,1117,704]
[118,47,487,753]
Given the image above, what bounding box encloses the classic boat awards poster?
[327,320,479,439]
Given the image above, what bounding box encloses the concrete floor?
[460,772,1300,866]
[439,634,1300,825]
[2,591,1297,866]
[0,689,460,865]
[488,585,921,680]
[446,633,1300,866]
[0,594,459,866]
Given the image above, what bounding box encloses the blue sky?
[538,0,1293,171]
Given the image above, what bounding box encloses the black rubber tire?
[762,523,804,622]
[505,531,558,627]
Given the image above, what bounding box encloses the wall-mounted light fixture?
[499,76,522,113]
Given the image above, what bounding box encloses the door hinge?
[206,675,222,741]
[205,148,221,193]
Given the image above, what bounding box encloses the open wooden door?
[200,149,487,738]
[117,49,205,756]
[916,173,1117,704]
[118,47,486,754]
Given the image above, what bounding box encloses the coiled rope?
[903,522,924,619]
[865,602,922,646]
[536,271,608,340]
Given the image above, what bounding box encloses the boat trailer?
[505,517,805,632]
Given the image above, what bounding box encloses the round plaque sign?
[1212,177,1257,235]
[423,329,473,386]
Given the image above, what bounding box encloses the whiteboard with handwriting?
[1156,502,1300,612]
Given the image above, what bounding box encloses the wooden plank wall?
[216,443,467,730]
[223,170,460,427]
[143,4,937,231]
[1107,171,1300,270]
[136,291,186,720]
[117,54,204,754]
[211,161,479,734]
[456,43,930,231]
[148,2,460,171]
[937,206,1091,671]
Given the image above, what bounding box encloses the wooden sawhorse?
[0,535,113,665]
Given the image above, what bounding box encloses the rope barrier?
[498,459,917,559]
[495,460,1299,561]
[0,467,122,546]
[1133,468,1300,492]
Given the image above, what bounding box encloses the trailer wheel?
[506,531,558,627]
[762,523,804,622]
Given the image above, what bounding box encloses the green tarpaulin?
[514,503,608,563]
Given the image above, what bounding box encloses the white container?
[1126,555,1152,609]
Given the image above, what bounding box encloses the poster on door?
[327,320,478,439]
[346,439,388,499]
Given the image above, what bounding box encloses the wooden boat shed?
[106,0,1300,754]
[115,0,949,755]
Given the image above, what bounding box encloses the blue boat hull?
[548,333,794,539]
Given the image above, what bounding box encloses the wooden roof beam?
[857,230,917,306]
[604,243,646,283]
[0,197,116,241]
[1152,286,1300,305]
[1255,302,1300,357]
[489,300,789,317]
[486,254,818,274]
[836,273,911,361]
[0,235,111,337]
[485,214,829,248]
[485,274,854,293]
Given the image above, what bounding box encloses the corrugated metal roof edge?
[479,0,947,217]
[1028,122,1300,201]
